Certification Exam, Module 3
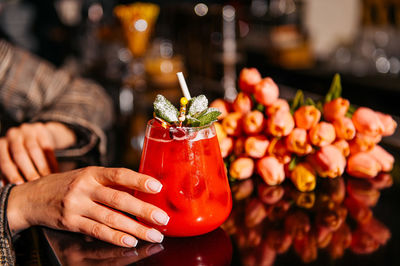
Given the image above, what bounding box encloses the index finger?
[96,168,162,194]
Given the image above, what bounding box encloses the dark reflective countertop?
[14,144,400,266]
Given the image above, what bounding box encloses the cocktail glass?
[135,119,232,237]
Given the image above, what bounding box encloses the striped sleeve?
[0,184,16,265]
[0,40,114,162]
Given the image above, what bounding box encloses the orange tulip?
[265,98,290,116]
[333,117,356,140]
[367,145,394,172]
[266,110,295,137]
[232,92,253,114]
[233,137,245,156]
[229,157,254,180]
[349,132,381,154]
[245,135,269,159]
[352,107,384,137]
[222,112,242,136]
[310,145,346,178]
[323,97,349,122]
[333,139,350,157]
[309,122,336,147]
[346,152,381,178]
[290,163,317,192]
[376,111,397,136]
[243,110,265,135]
[294,105,321,130]
[267,138,291,164]
[285,128,312,155]
[214,122,227,142]
[219,137,233,158]
[210,99,231,120]
[257,156,285,186]
[254,77,279,106]
[239,67,262,94]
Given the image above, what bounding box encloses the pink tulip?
[352,107,384,137]
[239,67,262,94]
[254,77,279,106]
[229,157,255,180]
[323,98,349,122]
[333,117,356,140]
[210,99,231,120]
[333,139,350,157]
[265,99,290,116]
[285,128,312,155]
[266,110,295,137]
[219,137,233,158]
[294,105,321,130]
[346,152,382,178]
[349,133,381,154]
[367,145,394,172]
[222,112,243,136]
[376,112,397,136]
[245,135,270,158]
[309,145,346,178]
[257,156,285,186]
[267,138,292,164]
[309,122,336,147]
[243,110,265,135]
[232,92,253,114]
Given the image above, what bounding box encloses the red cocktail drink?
[136,119,232,237]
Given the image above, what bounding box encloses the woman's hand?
[0,122,76,184]
[7,167,169,247]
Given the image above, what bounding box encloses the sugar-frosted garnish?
[153,94,220,127]
[188,95,208,118]
[154,94,179,123]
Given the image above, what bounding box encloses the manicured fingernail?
[147,244,164,256]
[147,229,164,243]
[122,236,138,247]
[146,180,162,193]
[152,210,170,225]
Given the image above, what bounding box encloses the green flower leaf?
[325,73,342,103]
[290,90,304,114]
[153,94,179,123]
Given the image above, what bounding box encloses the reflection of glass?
[139,228,233,265]
[136,119,232,237]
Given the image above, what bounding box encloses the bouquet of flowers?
[211,68,397,192]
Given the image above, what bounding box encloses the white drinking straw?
[176,72,191,100]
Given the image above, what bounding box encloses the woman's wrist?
[7,184,32,235]
[44,122,77,149]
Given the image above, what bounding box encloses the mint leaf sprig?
[153,94,221,127]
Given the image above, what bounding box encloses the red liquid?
[136,119,232,237]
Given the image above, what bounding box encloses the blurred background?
[1,0,399,167]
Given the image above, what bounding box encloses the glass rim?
[147,118,215,132]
